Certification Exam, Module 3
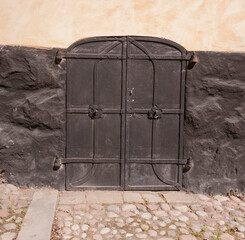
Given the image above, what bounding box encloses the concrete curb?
[16,189,58,240]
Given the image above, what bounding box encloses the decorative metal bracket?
[183,157,193,173]
[88,105,102,119]
[147,106,162,120]
[53,157,63,170]
[187,51,199,69]
[54,49,67,64]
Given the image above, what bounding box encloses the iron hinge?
[53,157,63,170]
[183,157,193,172]
[53,157,190,170]
[186,51,199,69]
[55,49,67,64]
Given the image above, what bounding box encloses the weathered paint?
[0,0,245,51]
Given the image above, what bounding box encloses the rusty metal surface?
[65,36,187,190]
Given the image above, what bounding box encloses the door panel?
[154,61,181,109]
[128,114,152,159]
[128,163,165,186]
[72,41,115,54]
[94,115,121,158]
[153,115,179,159]
[95,60,121,108]
[127,60,153,109]
[67,163,121,188]
[67,114,93,158]
[138,41,181,56]
[68,59,94,108]
[127,163,178,187]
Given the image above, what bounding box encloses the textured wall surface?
[0,46,244,193]
[184,52,245,194]
[0,46,66,189]
[0,0,245,51]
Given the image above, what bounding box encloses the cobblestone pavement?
[0,184,34,240]
[52,191,245,240]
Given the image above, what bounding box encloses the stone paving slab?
[142,193,164,203]
[58,191,199,205]
[86,191,123,204]
[59,191,86,205]
[162,192,198,204]
[17,189,58,240]
[0,184,33,240]
[123,192,144,203]
[59,191,174,205]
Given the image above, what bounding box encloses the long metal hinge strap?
[53,157,188,169]
[67,108,184,114]
[55,49,198,64]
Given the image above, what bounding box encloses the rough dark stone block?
[184,51,245,194]
[0,46,244,194]
[0,46,66,190]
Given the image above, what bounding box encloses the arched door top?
[66,36,187,55]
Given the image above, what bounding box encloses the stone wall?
[184,52,245,194]
[0,46,244,193]
[0,46,66,189]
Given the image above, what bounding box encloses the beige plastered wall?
[0,0,245,51]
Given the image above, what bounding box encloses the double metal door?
[65,36,187,190]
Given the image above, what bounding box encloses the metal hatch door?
[63,36,188,190]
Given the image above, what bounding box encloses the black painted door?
[65,36,187,190]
